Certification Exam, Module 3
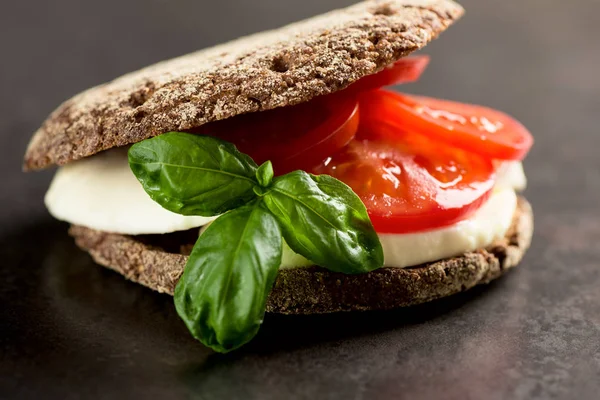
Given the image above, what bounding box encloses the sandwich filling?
[45,148,525,268]
[45,55,533,269]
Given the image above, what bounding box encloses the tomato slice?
[346,56,430,93]
[192,94,359,174]
[359,90,533,160]
[311,125,495,233]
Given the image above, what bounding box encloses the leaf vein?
[272,188,338,230]
[130,161,256,184]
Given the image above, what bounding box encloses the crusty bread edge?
[69,196,533,314]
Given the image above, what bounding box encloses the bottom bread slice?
[69,197,533,314]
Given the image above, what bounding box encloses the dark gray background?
[2,0,599,399]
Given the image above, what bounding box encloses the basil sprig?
[129,132,384,352]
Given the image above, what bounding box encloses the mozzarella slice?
[496,161,527,191]
[45,148,217,234]
[375,188,517,268]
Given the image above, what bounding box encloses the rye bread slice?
[24,0,463,170]
[69,196,533,314]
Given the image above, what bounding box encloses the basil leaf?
[262,171,383,274]
[128,132,258,217]
[174,201,282,353]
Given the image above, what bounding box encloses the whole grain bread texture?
[24,0,463,170]
[69,197,533,314]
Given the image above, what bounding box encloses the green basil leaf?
[174,201,282,353]
[262,171,383,274]
[128,132,258,217]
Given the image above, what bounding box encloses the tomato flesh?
[359,90,534,160]
[312,133,495,233]
[193,93,359,174]
[347,56,430,93]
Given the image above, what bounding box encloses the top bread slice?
[24,0,463,170]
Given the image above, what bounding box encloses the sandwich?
[24,0,533,353]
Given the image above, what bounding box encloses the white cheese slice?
[45,148,217,234]
[375,188,517,268]
[496,161,527,191]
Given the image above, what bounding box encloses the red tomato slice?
[192,94,359,174]
[359,90,534,160]
[311,125,495,233]
[346,56,430,93]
